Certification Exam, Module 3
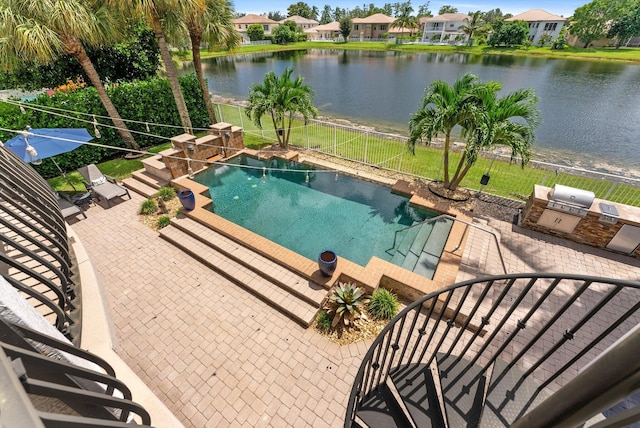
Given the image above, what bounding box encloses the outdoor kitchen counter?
[521,185,640,259]
[532,185,640,225]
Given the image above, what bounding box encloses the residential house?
[279,15,319,30]
[233,14,279,41]
[506,9,566,46]
[309,21,341,41]
[351,13,396,41]
[421,13,470,44]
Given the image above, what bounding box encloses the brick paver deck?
[69,192,640,427]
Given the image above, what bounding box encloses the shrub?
[140,198,158,215]
[156,186,176,201]
[325,282,369,327]
[156,215,171,229]
[316,310,332,332]
[368,288,399,320]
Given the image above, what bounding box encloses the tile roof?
[279,15,319,25]
[314,21,341,31]
[352,13,396,24]
[507,9,566,22]
[422,13,470,22]
[233,14,278,25]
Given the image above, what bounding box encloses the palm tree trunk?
[448,152,467,190]
[448,163,473,190]
[63,37,140,151]
[270,111,281,146]
[443,132,451,184]
[190,32,217,124]
[150,15,193,134]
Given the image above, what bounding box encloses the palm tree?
[184,0,241,125]
[0,0,140,151]
[245,68,318,149]
[117,0,199,134]
[393,2,418,43]
[449,86,540,190]
[460,10,484,46]
[408,73,483,188]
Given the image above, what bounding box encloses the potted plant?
[318,250,337,277]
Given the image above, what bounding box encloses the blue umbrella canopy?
[4,128,93,163]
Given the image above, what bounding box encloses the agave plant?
[325,282,369,328]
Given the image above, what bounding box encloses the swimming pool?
[195,155,439,267]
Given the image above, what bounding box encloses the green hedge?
[0,73,208,178]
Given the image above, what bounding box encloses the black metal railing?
[0,147,79,341]
[1,320,152,427]
[345,273,640,427]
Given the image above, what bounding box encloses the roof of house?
[507,9,566,22]
[314,21,340,31]
[352,13,396,24]
[233,14,278,25]
[421,13,470,23]
[279,15,319,25]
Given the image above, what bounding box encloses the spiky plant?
[140,198,158,215]
[325,282,369,328]
[368,288,399,320]
[156,186,176,201]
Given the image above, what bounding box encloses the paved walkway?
[69,193,640,427]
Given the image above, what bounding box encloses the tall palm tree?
[392,2,418,43]
[184,0,241,125]
[408,73,483,187]
[0,0,140,150]
[245,68,318,149]
[448,86,540,190]
[460,10,484,46]
[117,0,198,134]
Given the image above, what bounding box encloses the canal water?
[181,49,640,169]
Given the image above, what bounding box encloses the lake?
[181,49,640,169]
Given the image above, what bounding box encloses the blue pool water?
[195,155,438,266]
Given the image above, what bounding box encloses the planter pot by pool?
[318,250,337,277]
[177,189,196,211]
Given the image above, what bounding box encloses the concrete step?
[160,222,324,327]
[132,170,169,190]
[141,155,172,181]
[169,216,327,307]
[122,178,157,199]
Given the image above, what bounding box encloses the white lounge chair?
[77,164,131,208]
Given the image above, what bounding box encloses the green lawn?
[195,42,640,63]
[216,103,640,205]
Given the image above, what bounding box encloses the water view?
[181,49,640,169]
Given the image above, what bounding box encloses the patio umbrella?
[4,128,93,190]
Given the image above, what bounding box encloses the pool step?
[160,217,327,327]
[390,219,453,280]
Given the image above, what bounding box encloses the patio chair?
[56,192,87,220]
[77,164,131,208]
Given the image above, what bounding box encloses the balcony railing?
[345,273,640,427]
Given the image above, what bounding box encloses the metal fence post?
[306,124,310,149]
[604,182,617,200]
[217,104,223,122]
[364,132,369,164]
[334,124,337,155]
[238,105,244,129]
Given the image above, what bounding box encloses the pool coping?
[172,149,471,304]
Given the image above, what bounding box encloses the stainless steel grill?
[547,184,595,217]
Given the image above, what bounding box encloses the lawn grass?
[195,42,640,63]
[216,103,640,205]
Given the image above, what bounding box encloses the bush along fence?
[215,102,640,208]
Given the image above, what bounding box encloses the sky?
[234,1,583,19]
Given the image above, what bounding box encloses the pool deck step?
[160,218,326,327]
[122,177,158,199]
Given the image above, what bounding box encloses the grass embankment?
[51,103,639,205]
[194,41,640,63]
[217,104,640,204]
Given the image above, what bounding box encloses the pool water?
[195,155,438,266]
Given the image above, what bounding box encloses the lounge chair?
[77,164,131,208]
[56,192,87,220]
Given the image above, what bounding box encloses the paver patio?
[69,191,640,427]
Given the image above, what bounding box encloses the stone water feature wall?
[161,122,244,179]
[520,185,640,259]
